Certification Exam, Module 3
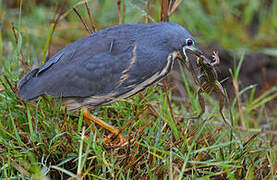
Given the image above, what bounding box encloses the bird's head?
[180,37,203,63]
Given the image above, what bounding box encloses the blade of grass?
[231,84,257,110]
[178,119,207,179]
[78,108,84,133]
[27,105,35,141]
[81,128,94,174]
[77,127,85,175]
[41,23,55,65]
[51,165,79,179]
[245,88,277,113]
[193,140,236,154]
[230,52,246,127]
[163,80,177,125]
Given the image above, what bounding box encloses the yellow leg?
[83,107,126,148]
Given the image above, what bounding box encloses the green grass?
[1,0,277,179]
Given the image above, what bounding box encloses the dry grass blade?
[160,0,170,22]
[117,0,125,24]
[169,0,183,16]
[242,133,259,148]
[59,0,88,20]
[72,7,92,34]
[85,0,97,32]
[145,0,151,23]
[3,75,17,94]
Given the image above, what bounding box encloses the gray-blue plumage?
[18,22,194,110]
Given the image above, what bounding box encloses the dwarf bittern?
[18,22,202,146]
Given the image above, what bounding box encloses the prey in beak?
[182,43,204,63]
[179,45,232,128]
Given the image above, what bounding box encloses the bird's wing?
[64,44,172,110]
[18,41,133,99]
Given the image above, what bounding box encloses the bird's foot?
[83,107,127,148]
[102,133,127,148]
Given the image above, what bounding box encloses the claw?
[102,133,127,148]
[83,107,127,148]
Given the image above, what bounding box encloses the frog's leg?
[215,81,232,128]
[184,82,210,120]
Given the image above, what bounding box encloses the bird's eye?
[186,39,194,46]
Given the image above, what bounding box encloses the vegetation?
[1,0,276,179]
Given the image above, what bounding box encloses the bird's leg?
[215,81,232,128]
[83,107,126,148]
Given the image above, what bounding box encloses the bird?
[17,22,203,146]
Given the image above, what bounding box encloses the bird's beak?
[181,45,203,63]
